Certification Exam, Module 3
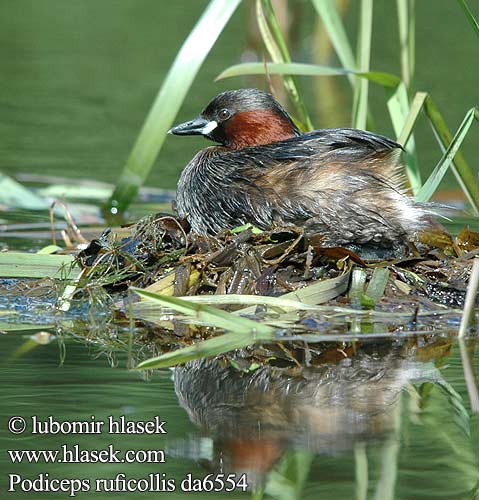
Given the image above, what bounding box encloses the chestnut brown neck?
[224,110,297,150]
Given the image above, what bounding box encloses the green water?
[1,333,478,499]
[1,1,479,499]
[1,0,478,191]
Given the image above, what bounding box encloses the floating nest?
[78,213,479,308]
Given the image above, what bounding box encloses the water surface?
[1,2,479,498]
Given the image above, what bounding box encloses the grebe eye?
[218,108,231,121]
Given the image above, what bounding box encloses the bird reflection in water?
[171,340,451,485]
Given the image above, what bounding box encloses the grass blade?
[0,172,51,211]
[281,270,351,303]
[217,62,400,87]
[416,107,477,203]
[133,270,350,370]
[352,0,373,130]
[387,82,422,193]
[256,0,314,130]
[157,294,330,310]
[0,252,79,279]
[349,268,367,306]
[135,329,273,370]
[235,269,351,316]
[355,443,369,500]
[396,0,415,87]
[397,91,427,146]
[264,451,314,500]
[131,288,274,336]
[424,98,479,214]
[132,289,275,370]
[103,0,241,216]
[0,323,54,333]
[457,0,479,39]
[365,267,390,303]
[311,0,376,128]
[311,0,356,81]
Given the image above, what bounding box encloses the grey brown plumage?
[171,89,431,254]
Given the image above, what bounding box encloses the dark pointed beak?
[169,117,210,136]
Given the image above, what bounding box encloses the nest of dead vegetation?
[62,213,479,371]
[76,212,479,309]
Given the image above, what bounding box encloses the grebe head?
[169,88,300,150]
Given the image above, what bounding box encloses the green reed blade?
[103,0,241,217]
[256,0,287,62]
[131,288,274,336]
[264,451,314,500]
[0,323,55,333]
[0,252,79,279]
[355,443,369,500]
[457,0,479,39]
[387,82,422,193]
[0,172,51,211]
[397,91,427,146]
[424,99,479,214]
[217,61,400,88]
[417,107,478,203]
[132,289,275,369]
[396,0,415,88]
[352,0,373,130]
[256,0,314,131]
[135,328,273,370]
[159,294,327,310]
[365,267,390,303]
[311,0,356,79]
[311,0,376,128]
[234,269,351,317]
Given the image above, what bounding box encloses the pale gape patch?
[201,120,218,135]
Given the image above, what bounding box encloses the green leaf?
[458,257,479,339]
[132,270,351,369]
[365,267,390,303]
[104,0,242,216]
[230,223,263,234]
[234,269,351,316]
[37,245,62,255]
[457,0,479,39]
[423,98,479,214]
[255,0,314,130]
[311,0,376,128]
[349,268,367,305]
[135,329,273,370]
[387,82,422,194]
[0,323,55,333]
[132,289,275,369]
[417,107,478,203]
[355,443,369,500]
[156,293,334,310]
[217,62,400,88]
[311,0,356,81]
[131,288,274,336]
[0,252,79,279]
[264,451,314,500]
[396,0,416,87]
[397,91,428,146]
[0,172,51,211]
[352,0,373,130]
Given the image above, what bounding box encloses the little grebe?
[170,88,431,254]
